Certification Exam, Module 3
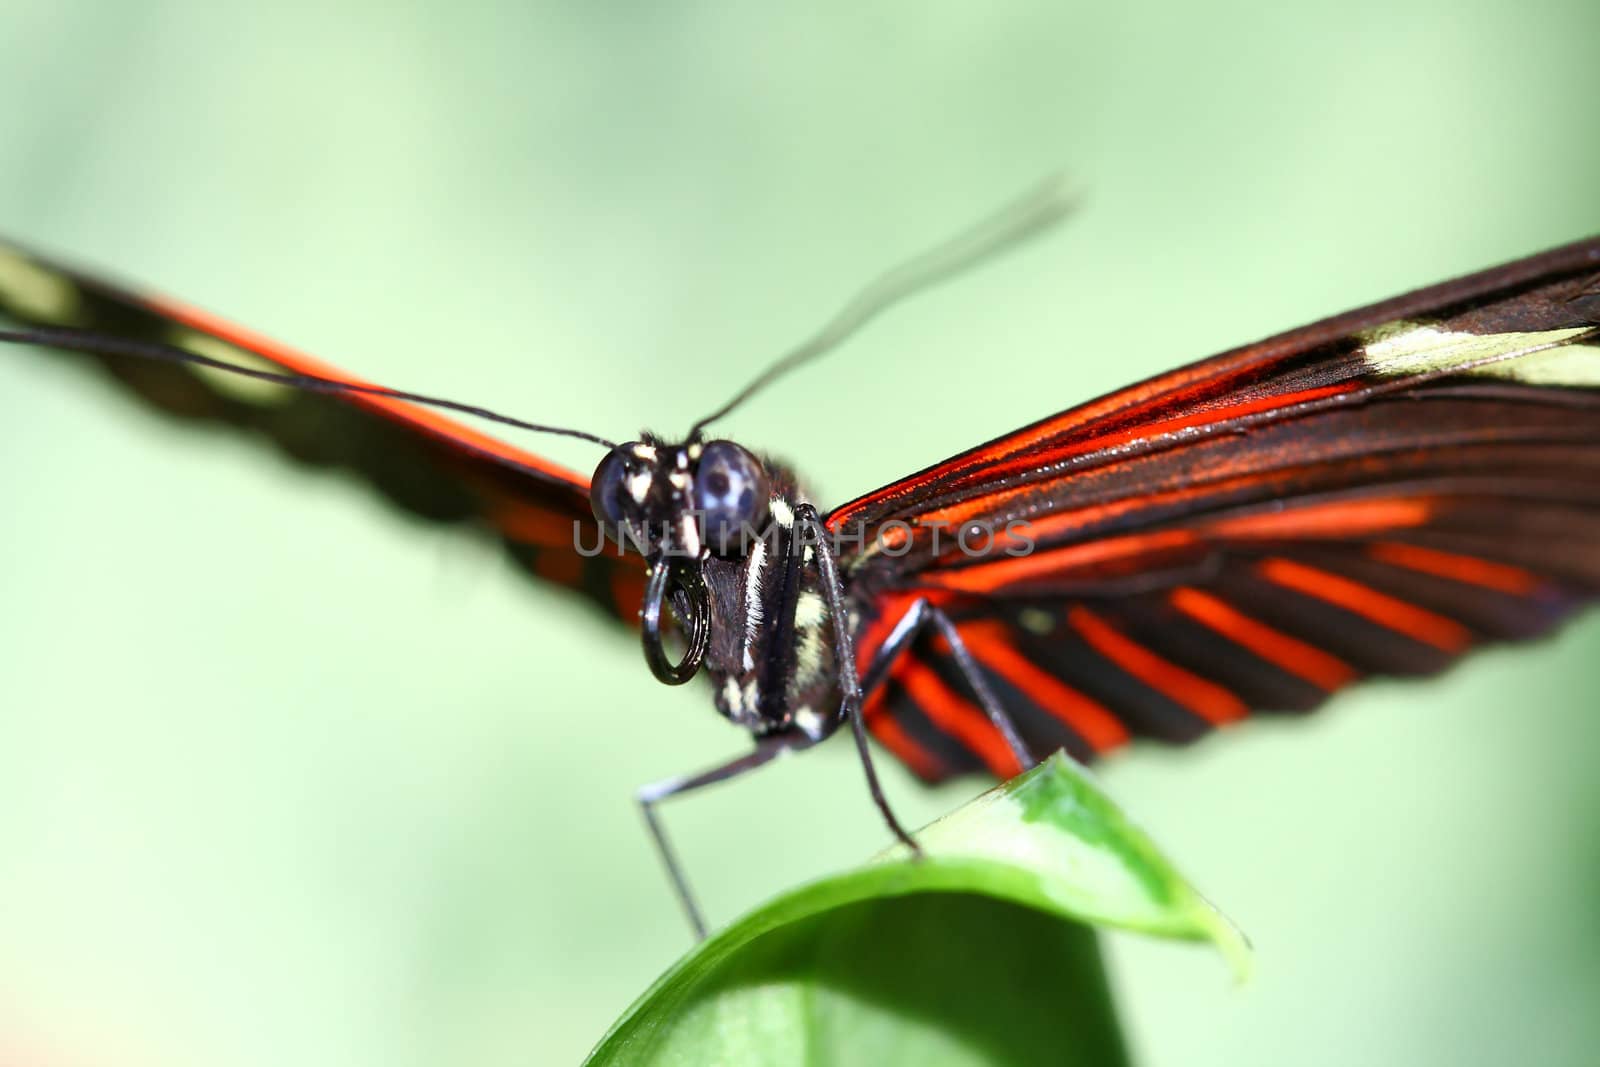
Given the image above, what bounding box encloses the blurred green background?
[1,3,1598,1065]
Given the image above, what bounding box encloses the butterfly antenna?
[688,174,1082,437]
[0,326,618,449]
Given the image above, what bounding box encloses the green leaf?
[586,753,1248,1067]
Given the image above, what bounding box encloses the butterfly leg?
[795,503,922,858]
[922,604,1036,770]
[857,597,1036,773]
[637,733,807,939]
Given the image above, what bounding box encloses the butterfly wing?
[834,237,1600,781]
[0,238,645,621]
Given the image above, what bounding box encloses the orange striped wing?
[0,239,646,622]
[835,237,1600,781]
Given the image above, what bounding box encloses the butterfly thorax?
[700,466,843,742]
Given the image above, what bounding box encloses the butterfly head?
[589,437,771,561]
[589,436,773,686]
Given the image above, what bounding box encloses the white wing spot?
[176,330,296,404]
[1018,607,1055,635]
[0,247,82,324]
[1361,319,1600,386]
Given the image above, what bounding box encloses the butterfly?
[4,188,1599,937]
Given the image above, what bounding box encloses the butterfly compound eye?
[693,441,770,556]
[590,445,641,530]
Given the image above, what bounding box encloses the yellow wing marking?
[0,245,83,325]
[1361,319,1600,386]
[173,328,297,405]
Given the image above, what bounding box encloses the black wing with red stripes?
[0,239,646,620]
[835,237,1600,781]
